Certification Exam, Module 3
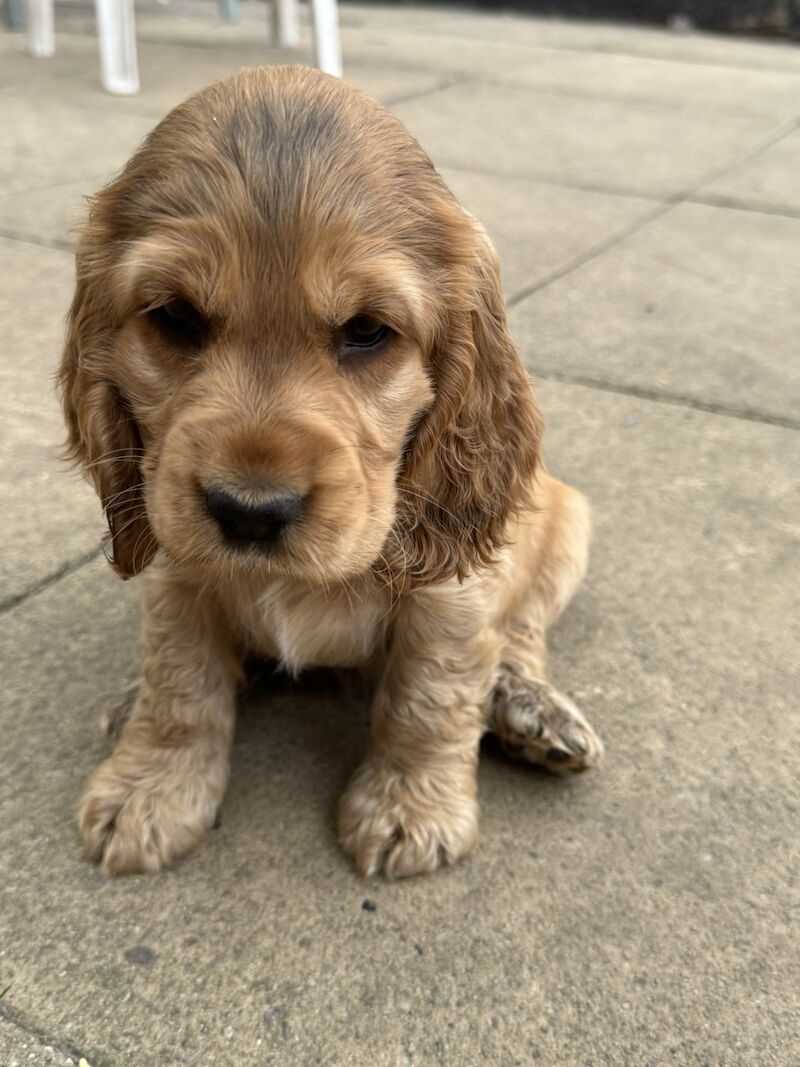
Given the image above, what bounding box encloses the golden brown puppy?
[60,65,602,878]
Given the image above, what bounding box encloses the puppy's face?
[115,220,436,582]
[61,67,541,589]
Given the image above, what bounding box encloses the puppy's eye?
[149,299,207,346]
[339,315,391,357]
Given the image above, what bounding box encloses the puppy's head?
[60,66,541,589]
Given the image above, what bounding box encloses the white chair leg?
[219,0,239,25]
[28,0,55,58]
[95,0,139,94]
[272,0,299,48]
[310,0,341,77]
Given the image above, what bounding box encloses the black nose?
[205,487,303,545]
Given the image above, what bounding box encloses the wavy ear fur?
[387,218,542,590]
[59,234,157,579]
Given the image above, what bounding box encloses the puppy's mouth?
[153,435,391,581]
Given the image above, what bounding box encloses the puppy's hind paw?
[490,668,603,775]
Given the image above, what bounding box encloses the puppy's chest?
[235,579,393,672]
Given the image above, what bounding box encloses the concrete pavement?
[1,4,799,1065]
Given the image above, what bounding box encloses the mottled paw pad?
[490,670,603,774]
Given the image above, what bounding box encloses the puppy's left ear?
[393,218,543,589]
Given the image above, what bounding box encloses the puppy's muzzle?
[205,486,303,547]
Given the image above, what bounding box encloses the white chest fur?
[235,576,394,673]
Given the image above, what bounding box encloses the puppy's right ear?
[59,239,157,579]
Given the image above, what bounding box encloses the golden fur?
[60,66,601,878]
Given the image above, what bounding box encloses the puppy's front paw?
[490,669,603,774]
[79,752,222,875]
[338,757,478,878]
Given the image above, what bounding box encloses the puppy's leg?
[489,482,602,774]
[339,590,499,878]
[79,571,240,875]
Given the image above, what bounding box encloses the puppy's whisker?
[331,568,362,610]
[108,508,149,540]
[86,447,147,460]
[106,501,148,525]
[103,484,147,508]
[130,523,154,574]
[82,451,147,473]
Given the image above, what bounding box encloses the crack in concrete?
[0,544,105,616]
[383,75,471,108]
[689,192,800,222]
[436,159,666,204]
[438,157,800,223]
[506,200,672,307]
[0,1002,86,1064]
[532,369,800,431]
[473,73,800,118]
[698,112,800,186]
[506,112,800,307]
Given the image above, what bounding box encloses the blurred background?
[1,3,799,1066]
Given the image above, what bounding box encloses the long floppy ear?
[59,246,157,579]
[388,217,543,590]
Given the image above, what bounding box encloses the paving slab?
[510,200,800,424]
[701,127,800,216]
[0,409,102,607]
[346,28,570,80]
[0,239,74,422]
[442,168,654,296]
[412,8,800,74]
[0,239,102,605]
[1,378,798,1067]
[0,88,154,199]
[0,179,91,247]
[392,80,776,200]
[492,47,800,120]
[0,32,98,90]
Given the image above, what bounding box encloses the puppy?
[60,65,602,878]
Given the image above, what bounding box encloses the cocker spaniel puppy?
[60,65,602,878]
